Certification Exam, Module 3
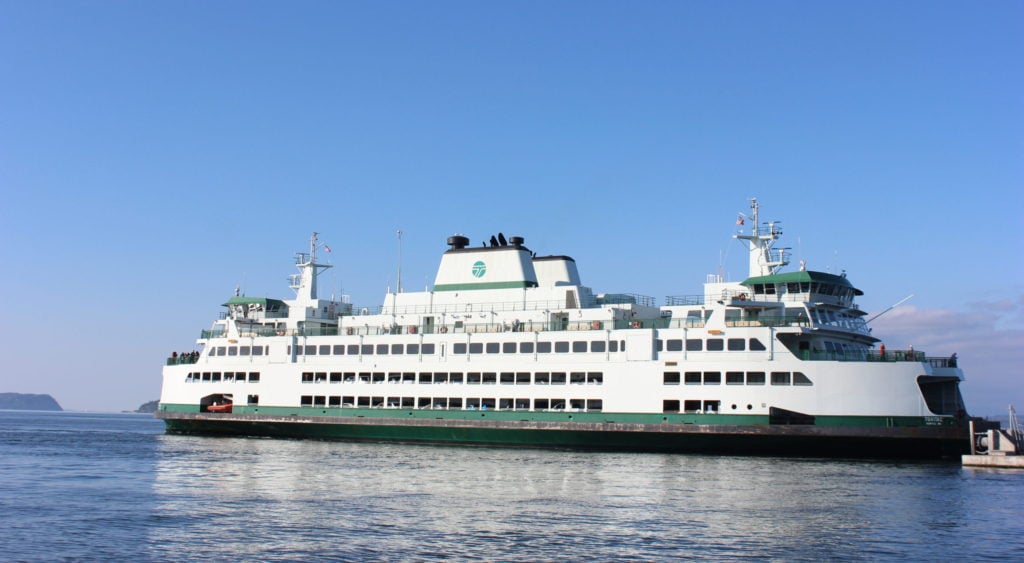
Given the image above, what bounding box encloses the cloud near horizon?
[870,300,1024,416]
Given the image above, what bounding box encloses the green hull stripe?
[157,403,956,428]
[433,281,536,291]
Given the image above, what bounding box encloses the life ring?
[439,327,448,333]
[592,321,602,330]
[346,327,354,335]
[408,326,417,334]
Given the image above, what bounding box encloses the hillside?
[0,393,63,411]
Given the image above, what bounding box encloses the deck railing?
[799,349,957,367]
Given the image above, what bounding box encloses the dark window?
[704,371,721,385]
[520,342,534,353]
[537,342,552,353]
[686,339,703,351]
[707,339,724,351]
[727,338,745,351]
[609,340,619,352]
[793,372,813,386]
[249,372,260,382]
[749,338,766,351]
[747,371,765,385]
[228,346,238,356]
[663,400,680,413]
[486,342,500,354]
[500,372,515,385]
[535,372,550,384]
[516,372,530,384]
[572,341,588,353]
[330,372,342,383]
[449,372,463,384]
[663,372,681,385]
[347,345,359,355]
[591,341,606,352]
[391,344,403,355]
[482,372,496,384]
[305,345,316,355]
[361,344,373,355]
[685,372,702,385]
[684,400,702,412]
[586,399,603,412]
[406,343,419,354]
[376,344,388,355]
[319,345,331,355]
[239,346,251,356]
[333,345,345,355]
[666,339,683,352]
[302,372,314,383]
[555,342,570,353]
[252,346,264,356]
[726,371,744,385]
[570,372,586,384]
[421,344,435,354]
[419,372,432,384]
[468,372,481,384]
[771,371,791,386]
[551,372,566,385]
[453,343,467,354]
[469,343,483,354]
[503,342,516,353]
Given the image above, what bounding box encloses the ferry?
[156,199,971,458]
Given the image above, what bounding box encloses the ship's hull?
[155,407,969,459]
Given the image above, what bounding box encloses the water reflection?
[147,435,1020,561]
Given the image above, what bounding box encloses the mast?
[290,232,332,302]
[734,198,789,277]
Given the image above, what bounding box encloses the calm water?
[1,411,1022,562]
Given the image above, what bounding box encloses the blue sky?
[1,1,1021,415]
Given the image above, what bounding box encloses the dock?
[962,412,1024,469]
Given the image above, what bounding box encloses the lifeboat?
[207,402,233,413]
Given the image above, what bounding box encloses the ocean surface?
[1,411,1022,562]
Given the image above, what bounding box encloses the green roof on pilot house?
[741,270,863,295]
[222,296,288,310]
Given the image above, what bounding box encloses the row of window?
[657,338,766,352]
[663,371,811,386]
[290,343,438,356]
[452,340,626,355]
[186,372,261,382]
[211,337,770,359]
[300,371,605,385]
[210,346,268,357]
[299,395,604,412]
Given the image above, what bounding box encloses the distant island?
[0,393,63,411]
[136,400,159,413]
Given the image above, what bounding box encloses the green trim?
[742,270,863,296]
[433,281,538,292]
[222,296,288,309]
[156,408,969,458]
[157,403,956,428]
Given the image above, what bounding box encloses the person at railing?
[949,353,957,367]
[879,344,886,360]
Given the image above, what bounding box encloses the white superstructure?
[160,200,967,427]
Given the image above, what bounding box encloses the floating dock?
[962,416,1024,469]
